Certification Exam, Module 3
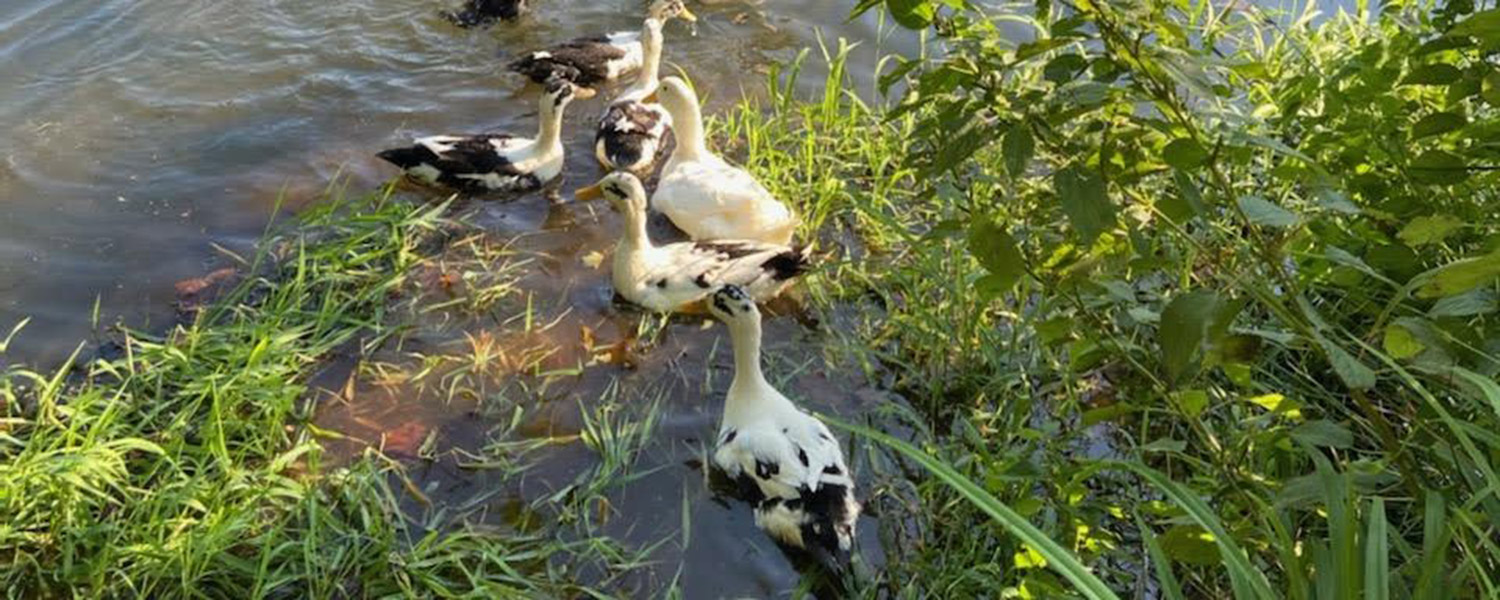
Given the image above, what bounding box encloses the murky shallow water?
[0,0,918,364]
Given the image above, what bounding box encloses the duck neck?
[629,20,664,97]
[725,320,775,419]
[616,204,653,253]
[536,99,565,151]
[670,91,708,161]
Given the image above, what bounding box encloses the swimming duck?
[593,16,671,175]
[377,80,574,194]
[507,0,696,96]
[650,77,799,244]
[443,0,526,27]
[707,284,860,563]
[591,172,809,313]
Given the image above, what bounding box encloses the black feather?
[761,246,810,281]
[444,0,525,28]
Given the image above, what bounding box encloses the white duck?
[377,80,574,194]
[593,15,672,175]
[707,284,861,562]
[651,77,798,244]
[591,172,810,313]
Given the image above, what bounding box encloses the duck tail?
[762,245,811,282]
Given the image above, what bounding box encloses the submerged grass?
[0,185,634,598]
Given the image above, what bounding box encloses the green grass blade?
[1364,498,1389,600]
[827,417,1121,600]
[1135,513,1187,600]
[1105,461,1276,600]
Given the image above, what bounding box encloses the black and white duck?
[507,0,695,96]
[593,14,671,175]
[443,0,526,28]
[706,284,861,565]
[377,80,575,194]
[588,172,809,313]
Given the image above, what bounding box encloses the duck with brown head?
[377,79,575,195]
[507,0,696,96]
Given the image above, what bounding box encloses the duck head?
[708,285,760,327]
[541,78,577,112]
[578,171,648,215]
[647,0,697,23]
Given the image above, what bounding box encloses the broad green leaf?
[1383,323,1425,359]
[1401,63,1462,86]
[830,418,1123,600]
[1429,289,1497,317]
[1411,112,1466,138]
[1043,53,1088,83]
[1163,138,1209,169]
[1172,389,1210,418]
[1161,525,1220,566]
[1319,336,1377,390]
[1291,420,1354,448]
[1173,171,1208,216]
[1398,214,1464,246]
[885,0,936,29]
[1410,150,1469,184]
[1055,166,1117,243]
[1159,291,1239,385]
[1415,250,1500,298]
[1003,123,1034,178]
[1238,195,1300,228]
[968,217,1026,291]
[1451,9,1500,42]
[1484,71,1500,106]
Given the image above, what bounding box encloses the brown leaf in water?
[174,268,237,299]
[383,422,429,457]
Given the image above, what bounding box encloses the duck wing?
[639,241,808,305]
[714,414,859,555]
[507,34,634,87]
[378,134,535,192]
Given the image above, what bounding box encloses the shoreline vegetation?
[4,1,1500,598]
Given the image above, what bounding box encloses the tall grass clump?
[0,187,626,597]
[721,0,1500,596]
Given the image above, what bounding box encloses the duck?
[593,15,671,175]
[443,0,526,28]
[706,284,861,565]
[377,80,574,194]
[507,0,696,96]
[589,172,810,313]
[650,77,798,244]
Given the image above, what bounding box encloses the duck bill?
[575,183,605,201]
[642,90,659,103]
[678,7,698,22]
